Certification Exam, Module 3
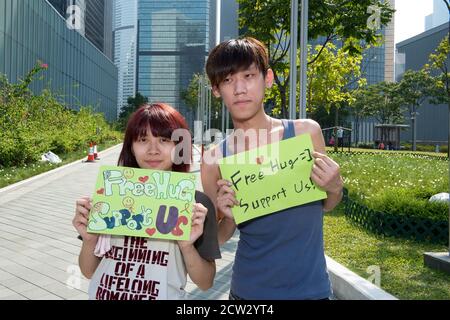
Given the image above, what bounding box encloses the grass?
[324,204,450,300]
[329,152,448,221]
[326,146,448,158]
[0,139,122,189]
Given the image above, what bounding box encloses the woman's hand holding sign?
[178,203,208,248]
[73,196,99,244]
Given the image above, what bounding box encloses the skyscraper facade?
[396,22,448,145]
[47,0,113,60]
[0,0,117,120]
[425,0,449,31]
[136,0,211,127]
[113,0,138,116]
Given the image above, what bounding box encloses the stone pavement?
[0,144,236,300]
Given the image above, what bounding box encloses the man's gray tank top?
[221,119,331,299]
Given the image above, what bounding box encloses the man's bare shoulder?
[292,118,322,135]
[201,144,222,170]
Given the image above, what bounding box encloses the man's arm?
[200,149,237,245]
[295,119,343,212]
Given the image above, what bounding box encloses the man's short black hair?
[206,37,269,88]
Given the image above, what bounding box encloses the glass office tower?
[0,0,117,120]
[137,0,210,127]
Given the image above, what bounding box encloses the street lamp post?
[216,0,227,135]
[288,0,298,120]
[299,0,308,119]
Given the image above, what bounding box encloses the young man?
[201,37,343,300]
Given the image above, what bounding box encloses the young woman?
[73,103,221,300]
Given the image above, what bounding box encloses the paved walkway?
[0,144,236,300]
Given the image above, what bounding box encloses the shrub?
[0,62,121,167]
[330,152,448,221]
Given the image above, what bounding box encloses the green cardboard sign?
[219,134,327,224]
[87,165,196,240]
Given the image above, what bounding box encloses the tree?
[398,69,436,151]
[117,92,148,130]
[0,61,48,103]
[350,87,378,146]
[306,43,365,130]
[238,0,395,117]
[426,33,450,156]
[181,73,223,130]
[266,43,365,119]
[362,81,406,143]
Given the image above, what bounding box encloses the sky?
[395,0,434,43]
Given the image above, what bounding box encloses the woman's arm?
[177,203,216,290]
[73,197,102,278]
[295,120,344,212]
[78,240,102,279]
[201,150,237,245]
[179,244,216,291]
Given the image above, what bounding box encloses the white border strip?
[326,255,398,300]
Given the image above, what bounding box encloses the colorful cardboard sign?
[87,165,196,240]
[219,134,327,224]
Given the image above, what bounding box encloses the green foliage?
[0,61,48,101]
[427,33,450,106]
[181,73,227,129]
[330,152,448,221]
[423,33,450,154]
[399,69,437,113]
[401,143,448,154]
[117,92,149,131]
[237,0,395,117]
[0,62,121,168]
[306,43,365,113]
[353,82,406,125]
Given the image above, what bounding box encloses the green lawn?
[324,205,450,300]
[329,152,448,221]
[0,139,121,189]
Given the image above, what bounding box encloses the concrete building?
[47,0,113,60]
[0,0,117,120]
[425,0,449,31]
[396,22,449,145]
[113,0,138,116]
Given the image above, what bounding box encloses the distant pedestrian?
[337,127,344,148]
[329,136,335,146]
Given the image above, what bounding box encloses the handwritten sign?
[219,134,327,224]
[87,165,196,240]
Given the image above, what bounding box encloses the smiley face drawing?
[122,196,135,212]
[123,168,134,179]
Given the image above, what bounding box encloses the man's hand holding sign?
[217,134,342,225]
